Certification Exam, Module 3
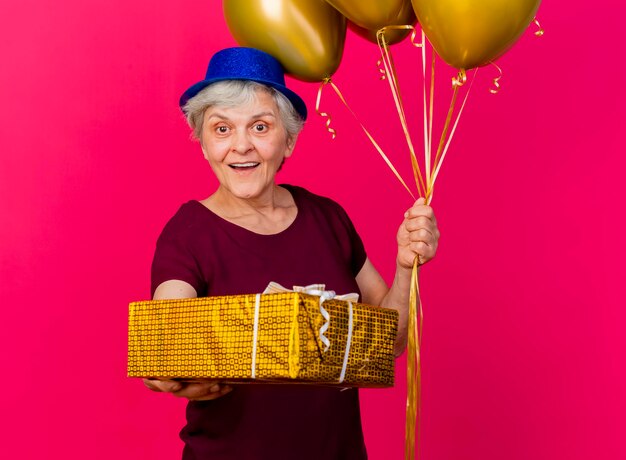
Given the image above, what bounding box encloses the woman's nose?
[231,129,253,154]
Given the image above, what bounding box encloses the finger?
[404,204,436,222]
[409,228,436,243]
[191,385,234,401]
[409,241,431,256]
[416,242,437,260]
[173,382,222,400]
[144,378,184,393]
[143,379,161,391]
[404,216,437,232]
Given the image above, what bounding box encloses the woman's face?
[200,90,295,202]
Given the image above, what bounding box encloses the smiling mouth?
[229,162,260,170]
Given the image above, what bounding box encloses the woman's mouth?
[229,162,260,170]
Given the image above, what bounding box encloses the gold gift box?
[128,292,398,387]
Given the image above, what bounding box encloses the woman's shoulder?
[158,200,210,240]
[282,184,347,215]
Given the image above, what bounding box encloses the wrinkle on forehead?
[205,111,277,122]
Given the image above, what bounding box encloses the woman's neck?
[201,185,297,235]
[210,184,286,216]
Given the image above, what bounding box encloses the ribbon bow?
[263,282,359,353]
[263,282,359,383]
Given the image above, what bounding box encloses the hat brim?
[179,77,307,121]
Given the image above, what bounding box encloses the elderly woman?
[144,47,440,459]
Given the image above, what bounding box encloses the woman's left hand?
[396,198,440,270]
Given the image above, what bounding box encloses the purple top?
[151,185,368,459]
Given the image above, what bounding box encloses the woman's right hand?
[143,378,233,401]
[147,282,233,400]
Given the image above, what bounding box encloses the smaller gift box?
[128,284,398,387]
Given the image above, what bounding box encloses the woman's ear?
[197,112,211,161]
[284,134,298,158]
[199,138,211,161]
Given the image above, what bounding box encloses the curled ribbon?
[316,79,337,139]
[309,289,335,352]
[452,69,467,88]
[409,27,424,48]
[533,17,544,37]
[489,62,503,95]
[377,59,387,80]
[322,79,416,200]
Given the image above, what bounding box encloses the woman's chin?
[222,183,272,201]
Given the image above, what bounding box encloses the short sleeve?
[285,185,368,279]
[330,200,367,277]
[150,212,207,298]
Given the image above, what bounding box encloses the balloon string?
[410,70,475,460]
[377,27,426,197]
[377,26,425,196]
[429,70,477,199]
[428,55,435,169]
[370,34,429,457]
[315,80,337,139]
[427,53,435,193]
[420,31,431,192]
[533,17,544,36]
[405,257,423,460]
[427,88,458,200]
[325,78,416,200]
[421,36,436,198]
[378,31,422,196]
[424,69,467,201]
[429,69,466,174]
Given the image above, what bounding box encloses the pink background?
[1,1,624,459]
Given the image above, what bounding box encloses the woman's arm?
[143,280,233,400]
[356,198,440,357]
[153,279,198,299]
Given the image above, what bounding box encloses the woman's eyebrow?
[205,113,228,121]
[250,111,276,119]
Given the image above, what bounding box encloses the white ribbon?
[251,293,261,379]
[338,301,354,384]
[264,282,359,353]
[305,288,334,352]
[262,282,359,383]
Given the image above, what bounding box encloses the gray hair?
[182,80,305,141]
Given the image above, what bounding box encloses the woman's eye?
[216,126,229,134]
[253,123,268,132]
